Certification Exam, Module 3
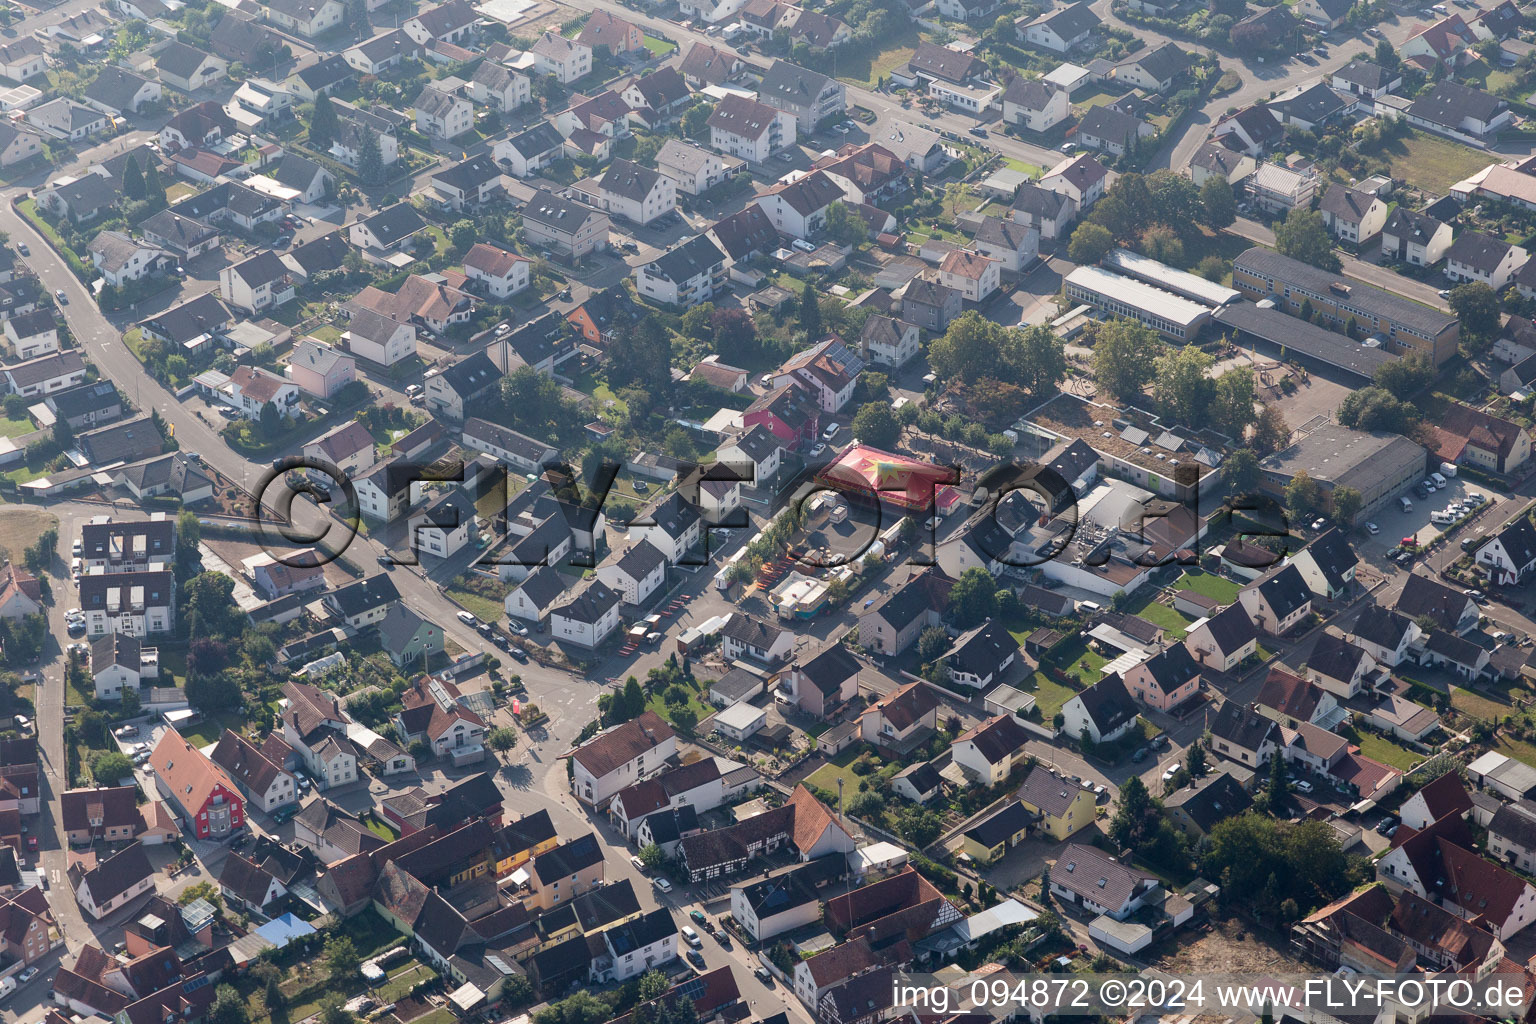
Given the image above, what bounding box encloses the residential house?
[1040,153,1111,210]
[61,786,145,845]
[1060,674,1138,745]
[1010,183,1074,240]
[87,232,167,288]
[656,140,729,197]
[155,41,227,92]
[467,62,531,113]
[569,711,678,808]
[264,0,346,38]
[859,679,939,749]
[937,249,1000,303]
[779,644,860,718]
[1189,140,1256,189]
[1381,207,1452,267]
[635,235,727,308]
[1000,78,1069,132]
[523,187,611,259]
[148,729,244,839]
[1237,564,1314,637]
[1017,762,1097,840]
[1076,103,1154,158]
[530,32,592,84]
[709,94,796,163]
[551,580,623,648]
[1432,404,1531,475]
[720,613,795,665]
[78,568,175,637]
[1021,4,1101,52]
[596,541,668,607]
[378,604,444,669]
[1406,81,1511,139]
[285,340,355,399]
[754,169,843,239]
[219,251,294,315]
[1049,844,1157,919]
[1332,59,1402,99]
[899,277,962,332]
[414,86,473,140]
[1320,183,1389,243]
[952,715,1031,786]
[1396,572,1480,634]
[756,60,845,134]
[1247,163,1321,214]
[1446,231,1529,290]
[1122,644,1202,712]
[69,842,154,919]
[1,310,56,361]
[1184,603,1259,672]
[210,731,297,815]
[1474,516,1536,586]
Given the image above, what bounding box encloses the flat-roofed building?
[1064,265,1212,341]
[1258,421,1426,519]
[1232,247,1459,366]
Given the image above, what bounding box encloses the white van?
[1400,496,1413,513]
[682,926,702,948]
[1430,472,1447,488]
[1431,510,1454,525]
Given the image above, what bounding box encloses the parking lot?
[1353,474,1498,563]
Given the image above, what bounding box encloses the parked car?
[456,611,477,626]
[18,968,36,984]
[690,910,707,925]
[54,289,66,303]
[686,950,707,970]
[1295,780,1314,793]
[755,967,773,985]
[16,243,27,257]
[508,646,528,663]
[654,877,673,893]
[1365,521,1379,535]
[1132,747,1149,762]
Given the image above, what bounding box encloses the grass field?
[1451,685,1508,722]
[1002,157,1042,177]
[1346,727,1422,772]
[0,509,56,563]
[446,579,506,622]
[180,712,247,749]
[1125,594,1197,639]
[1378,131,1496,195]
[1021,670,1078,719]
[310,325,342,344]
[1499,735,1536,770]
[642,34,676,55]
[806,746,864,794]
[1172,570,1242,604]
[834,27,925,89]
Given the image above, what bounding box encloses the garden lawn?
[1451,685,1507,723]
[1125,594,1197,639]
[1499,735,1536,771]
[445,581,506,623]
[1348,729,1422,772]
[806,746,865,794]
[1022,670,1078,720]
[1002,157,1042,177]
[834,27,925,88]
[645,685,714,731]
[642,34,676,55]
[1379,131,1497,195]
[1057,646,1107,685]
[310,325,342,344]
[1172,570,1242,604]
[179,712,248,749]
[0,417,36,441]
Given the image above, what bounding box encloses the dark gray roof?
[1049,843,1151,909]
[437,352,499,399]
[796,643,859,693]
[503,122,565,161]
[964,800,1033,848]
[327,574,400,617]
[1395,573,1474,631]
[1250,563,1312,621]
[600,158,664,203]
[554,580,621,624]
[1408,80,1506,129]
[1123,41,1189,82]
[513,565,567,611]
[1301,528,1357,591]
[1078,103,1145,148]
[614,539,667,581]
[1486,516,1536,568]
[638,491,699,542]
[523,186,600,229]
[297,54,353,92]
[1165,770,1252,831]
[433,154,500,193]
[1208,700,1276,752]
[1321,183,1379,225]
[1270,82,1350,124]
[1381,206,1446,245]
[1197,603,1257,655]
[1334,59,1393,90]
[1447,230,1516,274]
[1489,800,1536,851]
[463,417,552,465]
[154,40,213,79]
[358,203,425,247]
[642,234,725,285]
[946,620,1018,679]
[1070,673,1136,736]
[1233,247,1458,337]
[1307,630,1367,683]
[1353,604,1413,650]
[758,59,835,108]
[1026,3,1101,38]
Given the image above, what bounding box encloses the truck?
[1440,462,1458,478]
[0,975,18,999]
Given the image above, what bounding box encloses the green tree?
[143,161,164,207]
[1110,775,1156,847]
[449,219,477,254]
[1185,740,1207,778]
[1375,38,1400,71]
[992,13,1015,39]
[1199,175,1237,228]
[915,625,949,663]
[121,156,145,201]
[1211,367,1258,437]
[1225,448,1261,495]
[1274,208,1340,271]
[1331,486,1363,525]
[823,201,867,246]
[120,686,142,718]
[1089,172,1152,242]
[949,567,999,628]
[929,311,1004,384]
[1252,403,1291,454]
[798,281,822,337]
[177,509,201,564]
[92,751,134,784]
[1337,385,1419,434]
[1373,354,1433,399]
[638,843,665,869]
[209,986,249,1024]
[1008,324,1067,396]
[1067,221,1114,264]
[622,676,646,719]
[1284,469,1323,525]
[488,727,518,751]
[1153,345,1215,427]
[318,995,352,1024]
[324,936,359,980]
[1448,282,1500,344]
[309,94,339,152]
[851,401,899,448]
[638,970,670,1002]
[682,102,711,140]
[1092,319,1162,400]
[356,129,384,185]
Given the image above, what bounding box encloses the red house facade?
[744,383,820,447]
[149,729,245,839]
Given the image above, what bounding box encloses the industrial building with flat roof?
[1064,265,1213,341]
[1231,247,1459,366]
[1213,300,1396,382]
[1258,421,1427,519]
[1103,248,1242,308]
